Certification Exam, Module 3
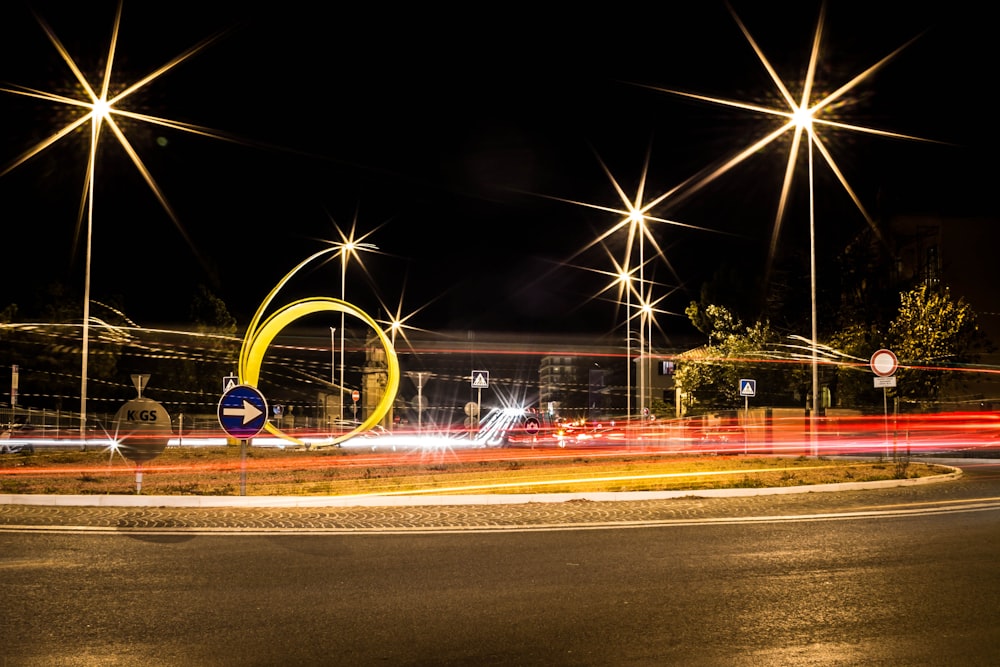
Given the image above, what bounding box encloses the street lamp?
[335,238,378,422]
[637,301,654,421]
[330,327,337,428]
[407,371,428,434]
[629,209,648,422]
[617,268,633,420]
[806,132,820,455]
[0,8,225,440]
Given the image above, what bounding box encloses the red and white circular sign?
[870,349,898,377]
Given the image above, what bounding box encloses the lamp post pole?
[80,141,98,443]
[336,239,378,425]
[340,257,346,423]
[646,301,653,420]
[637,217,646,423]
[330,327,336,427]
[808,136,820,456]
[407,371,427,434]
[620,271,632,422]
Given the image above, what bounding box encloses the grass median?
[0,445,953,497]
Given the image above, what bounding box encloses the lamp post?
[645,300,653,421]
[617,269,633,421]
[807,135,820,455]
[330,327,336,427]
[80,183,94,441]
[337,239,378,423]
[407,371,428,434]
[634,212,647,423]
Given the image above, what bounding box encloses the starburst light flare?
[378,281,441,350]
[0,2,236,435]
[643,1,940,442]
[643,1,940,276]
[557,149,701,418]
[320,219,385,421]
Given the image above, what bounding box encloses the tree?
[134,285,240,419]
[826,322,884,409]
[0,284,128,413]
[825,283,987,411]
[675,304,789,415]
[887,284,985,406]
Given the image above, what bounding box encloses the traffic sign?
[471,370,489,389]
[114,396,171,463]
[218,384,269,439]
[524,417,540,434]
[870,349,898,377]
[739,378,756,397]
[352,389,360,402]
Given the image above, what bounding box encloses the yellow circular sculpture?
[236,247,400,448]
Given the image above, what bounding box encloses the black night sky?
[0,1,996,341]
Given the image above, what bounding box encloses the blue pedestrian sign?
[739,379,756,397]
[471,370,489,389]
[218,384,269,439]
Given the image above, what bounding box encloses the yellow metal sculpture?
[237,248,400,448]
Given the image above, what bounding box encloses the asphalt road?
[2,459,999,666]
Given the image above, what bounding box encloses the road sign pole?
[240,439,247,496]
[218,384,268,494]
[870,349,898,461]
[744,396,749,454]
[884,388,890,460]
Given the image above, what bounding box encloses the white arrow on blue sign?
[739,379,756,397]
[217,384,269,439]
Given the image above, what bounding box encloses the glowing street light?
[0,4,229,436]
[644,4,935,451]
[616,267,634,420]
[543,151,713,419]
[329,326,337,426]
[326,222,380,422]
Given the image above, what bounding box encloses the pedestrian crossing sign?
[471,370,489,389]
[739,379,756,397]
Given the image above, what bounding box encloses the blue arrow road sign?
[739,379,756,397]
[217,384,269,439]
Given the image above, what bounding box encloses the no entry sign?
[870,349,898,377]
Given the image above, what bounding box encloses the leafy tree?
[675,304,789,415]
[826,322,884,409]
[130,285,240,418]
[825,283,986,410]
[190,284,238,333]
[0,284,129,412]
[887,284,985,406]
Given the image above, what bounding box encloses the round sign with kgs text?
[114,397,171,463]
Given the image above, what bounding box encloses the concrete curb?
[0,465,963,508]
